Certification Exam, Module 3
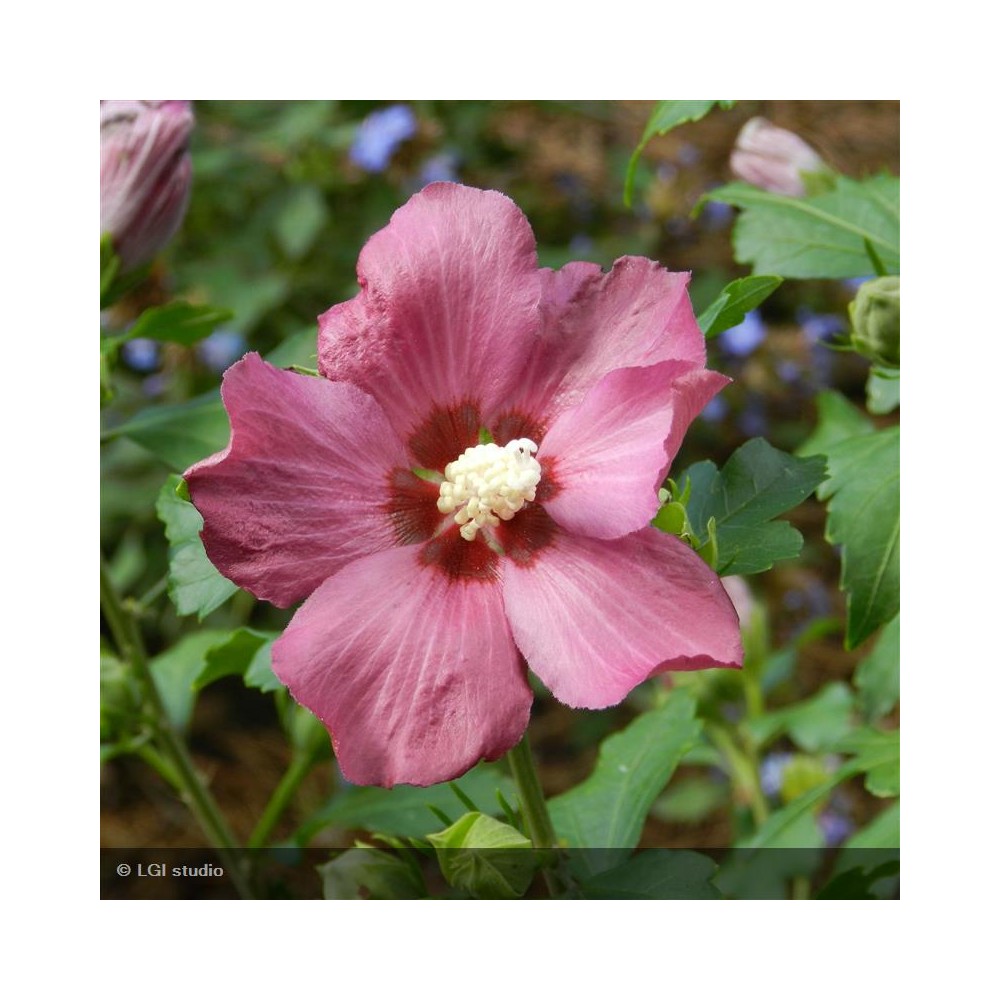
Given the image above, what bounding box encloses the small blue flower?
[760,753,794,798]
[349,105,417,173]
[737,397,768,437]
[121,337,160,373]
[699,395,729,423]
[777,359,802,384]
[700,197,734,231]
[797,308,844,345]
[198,329,248,374]
[677,143,701,166]
[819,809,854,847]
[719,310,767,357]
[141,373,169,398]
[418,151,460,185]
[782,579,831,619]
[841,275,874,293]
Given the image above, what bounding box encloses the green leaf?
[747,682,855,753]
[100,334,123,406]
[274,185,328,260]
[854,615,900,722]
[156,475,239,620]
[427,812,538,899]
[818,427,900,648]
[834,727,899,767]
[817,857,899,899]
[847,730,900,798]
[866,365,900,415]
[195,627,281,692]
[716,823,824,896]
[743,729,897,848]
[801,400,899,647]
[844,801,900,849]
[245,640,283,693]
[127,302,234,347]
[863,760,899,798]
[107,333,314,471]
[293,764,515,844]
[319,847,426,900]
[701,174,899,279]
[550,690,701,870]
[582,850,720,899]
[797,390,874,458]
[678,438,827,576]
[114,392,231,472]
[624,100,733,207]
[149,630,230,731]
[741,774,835,849]
[652,776,728,824]
[100,234,150,308]
[697,275,783,338]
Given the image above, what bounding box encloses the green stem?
[741,679,768,823]
[100,552,254,899]
[135,743,183,790]
[744,669,765,720]
[706,723,769,828]
[248,750,318,849]
[507,735,557,850]
[137,574,169,610]
[507,733,578,898]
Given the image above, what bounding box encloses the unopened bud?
[101,100,194,271]
[780,755,831,805]
[730,117,829,197]
[849,275,900,367]
[100,653,139,743]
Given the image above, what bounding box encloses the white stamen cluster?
[437,438,542,541]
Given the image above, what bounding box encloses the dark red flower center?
[383,401,562,579]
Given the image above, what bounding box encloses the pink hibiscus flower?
[185,183,742,788]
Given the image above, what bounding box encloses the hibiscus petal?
[317,183,542,452]
[503,527,742,709]
[272,545,532,787]
[498,257,707,429]
[539,361,730,539]
[185,353,410,607]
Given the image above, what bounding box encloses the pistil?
[437,438,542,541]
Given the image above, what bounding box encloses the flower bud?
[100,652,139,743]
[849,275,900,367]
[730,116,828,197]
[100,100,194,271]
[779,755,831,805]
[722,575,754,628]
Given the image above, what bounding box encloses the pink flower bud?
[730,116,826,197]
[100,100,194,271]
[722,575,755,628]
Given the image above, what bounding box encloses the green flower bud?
[779,755,831,805]
[654,501,689,538]
[849,275,900,367]
[101,652,140,744]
